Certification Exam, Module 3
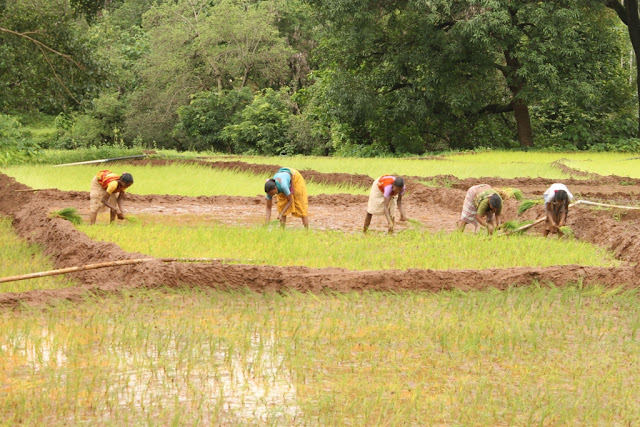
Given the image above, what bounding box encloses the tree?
[0,0,104,112]
[605,0,640,137]
[123,0,295,146]
[308,0,630,151]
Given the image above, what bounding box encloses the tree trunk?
[513,99,534,147]
[503,50,534,147]
[625,0,640,137]
[606,0,640,137]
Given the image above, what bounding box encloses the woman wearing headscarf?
[457,184,502,234]
[542,183,573,237]
[363,175,406,234]
[89,170,134,225]
[264,167,309,229]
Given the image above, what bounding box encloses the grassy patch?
[77,223,619,270]
[0,164,366,196]
[0,217,76,293]
[563,154,640,178]
[1,285,640,424]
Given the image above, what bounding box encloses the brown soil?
[1,160,639,308]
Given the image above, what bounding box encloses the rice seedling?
[558,225,574,238]
[0,216,76,293]
[561,153,640,178]
[498,187,524,201]
[49,208,83,225]
[518,199,544,215]
[500,220,534,233]
[1,285,640,424]
[77,223,620,270]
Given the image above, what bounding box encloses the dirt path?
[1,161,639,308]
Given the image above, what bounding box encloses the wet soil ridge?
[125,158,374,189]
[0,170,639,308]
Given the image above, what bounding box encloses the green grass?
[208,151,640,179]
[77,223,620,270]
[0,164,366,196]
[0,217,76,293]
[562,153,640,178]
[1,285,640,424]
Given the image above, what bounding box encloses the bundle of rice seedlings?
[124,215,140,224]
[498,187,524,201]
[50,208,83,225]
[558,225,574,238]
[517,199,543,215]
[501,219,533,234]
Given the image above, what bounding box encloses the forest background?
[3,0,640,162]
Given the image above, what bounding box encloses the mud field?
[1,158,640,308]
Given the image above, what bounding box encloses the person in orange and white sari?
[363,175,406,234]
[89,170,134,225]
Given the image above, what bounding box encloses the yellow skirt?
[276,169,308,218]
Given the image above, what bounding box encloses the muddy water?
[6,328,300,422]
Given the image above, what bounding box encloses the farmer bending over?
[363,175,406,234]
[543,183,573,237]
[265,167,309,229]
[89,170,133,225]
[457,184,502,234]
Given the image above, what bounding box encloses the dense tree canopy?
[2,0,639,155]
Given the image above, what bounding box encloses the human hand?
[117,211,125,220]
[399,215,407,222]
[387,224,394,234]
[487,224,494,235]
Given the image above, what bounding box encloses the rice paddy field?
[1,150,640,424]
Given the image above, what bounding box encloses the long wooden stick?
[575,200,640,210]
[14,188,56,192]
[52,154,148,167]
[0,257,248,284]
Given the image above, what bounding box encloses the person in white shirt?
[542,183,573,237]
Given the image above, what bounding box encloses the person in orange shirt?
[363,175,406,233]
[89,170,134,225]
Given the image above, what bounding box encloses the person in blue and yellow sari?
[264,167,309,229]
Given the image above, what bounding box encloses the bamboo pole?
[575,200,640,210]
[0,257,249,284]
[52,154,148,167]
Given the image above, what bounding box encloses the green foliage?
[123,0,295,148]
[221,88,293,154]
[0,0,106,112]
[175,88,254,152]
[306,0,635,152]
[0,114,41,165]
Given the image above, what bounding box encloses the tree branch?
[0,27,83,69]
[605,0,628,25]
